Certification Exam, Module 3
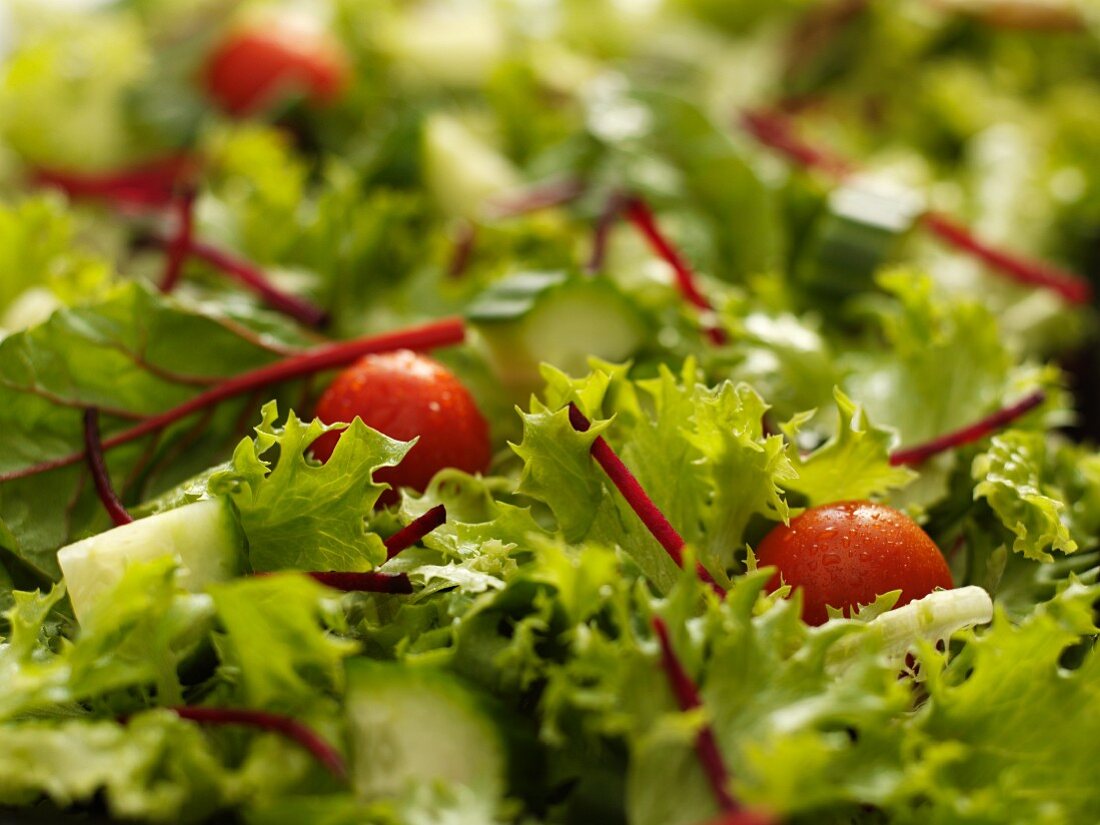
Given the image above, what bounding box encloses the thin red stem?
[921,213,1091,304]
[0,318,467,483]
[159,189,197,293]
[307,571,413,594]
[182,239,330,327]
[651,616,738,813]
[32,155,195,211]
[483,177,587,220]
[586,191,627,275]
[889,390,1046,466]
[384,504,447,560]
[83,409,133,527]
[739,108,1092,305]
[621,197,728,345]
[738,109,853,180]
[568,404,724,596]
[168,706,347,780]
[447,221,477,279]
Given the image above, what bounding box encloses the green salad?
[1,1,1100,822]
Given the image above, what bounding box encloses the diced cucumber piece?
[468,271,647,393]
[422,113,521,219]
[345,659,505,802]
[58,497,245,624]
[378,6,507,89]
[797,176,925,301]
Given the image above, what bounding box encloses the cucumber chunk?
[58,497,245,624]
[468,271,647,393]
[798,176,924,300]
[345,659,506,802]
[422,114,521,219]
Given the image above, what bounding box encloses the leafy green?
[0,282,308,578]
[210,403,411,573]
[0,559,210,719]
[782,387,915,506]
[972,431,1099,562]
[209,574,357,711]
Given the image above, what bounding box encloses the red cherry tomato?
[311,350,492,498]
[202,19,350,116]
[755,501,953,626]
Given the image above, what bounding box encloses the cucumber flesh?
[469,271,647,393]
[345,659,505,802]
[58,497,245,624]
[798,176,924,300]
[422,114,521,219]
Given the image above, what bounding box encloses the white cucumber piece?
[469,271,647,393]
[827,586,993,673]
[345,659,505,802]
[422,114,521,219]
[58,497,245,624]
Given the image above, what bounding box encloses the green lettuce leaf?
[0,558,210,719]
[782,387,915,505]
[208,574,358,711]
[210,403,411,573]
[972,431,1095,562]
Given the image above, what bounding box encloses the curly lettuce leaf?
[209,574,358,711]
[844,272,1013,445]
[0,558,210,719]
[972,431,1092,562]
[782,387,915,505]
[210,403,411,573]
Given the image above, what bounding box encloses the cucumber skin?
[57,497,245,624]
[345,659,507,803]
[469,271,647,394]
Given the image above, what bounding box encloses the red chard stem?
[739,109,852,179]
[585,191,627,275]
[740,108,1092,305]
[307,571,414,594]
[621,197,729,345]
[384,504,447,560]
[568,404,725,596]
[183,239,330,327]
[651,616,739,813]
[889,390,1046,466]
[0,318,467,483]
[83,408,133,527]
[447,221,477,279]
[159,188,197,294]
[483,177,587,220]
[920,213,1091,304]
[168,706,347,780]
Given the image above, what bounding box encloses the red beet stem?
[483,177,587,220]
[447,221,477,279]
[183,239,330,327]
[307,571,414,594]
[740,109,1092,305]
[0,318,467,483]
[921,212,1092,305]
[83,408,133,527]
[621,197,728,345]
[159,189,197,294]
[32,155,196,210]
[568,404,725,596]
[384,504,447,560]
[169,706,347,780]
[585,191,627,275]
[889,390,1046,466]
[738,109,853,180]
[651,616,738,812]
